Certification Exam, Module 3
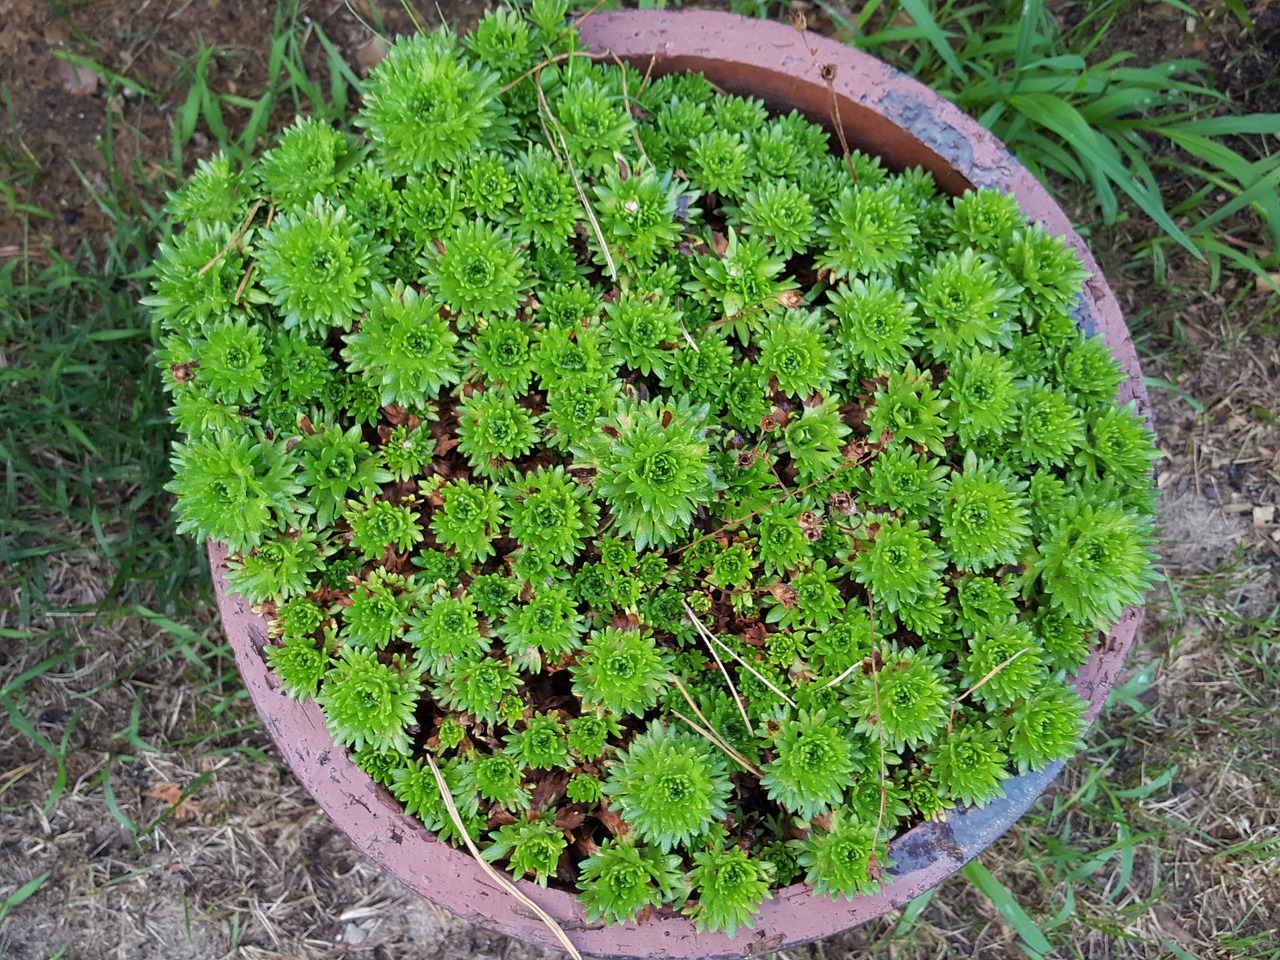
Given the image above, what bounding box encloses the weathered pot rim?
[213,10,1148,959]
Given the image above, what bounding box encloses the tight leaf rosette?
[575,396,722,550]
[604,722,734,853]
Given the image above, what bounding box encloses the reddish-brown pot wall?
[212,10,1148,959]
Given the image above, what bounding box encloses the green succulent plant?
[796,810,891,900]
[1027,500,1157,628]
[421,220,529,322]
[462,750,530,811]
[225,528,329,604]
[505,711,571,770]
[429,478,504,564]
[156,7,1159,932]
[407,584,482,661]
[687,228,797,338]
[761,709,858,819]
[296,423,391,528]
[257,195,385,337]
[817,183,919,278]
[266,627,333,701]
[166,432,303,554]
[342,282,462,407]
[143,223,256,335]
[482,814,568,886]
[572,627,671,719]
[847,644,953,753]
[315,648,422,755]
[340,569,417,650]
[503,465,599,564]
[455,390,539,478]
[685,844,773,936]
[500,585,587,658]
[575,397,720,550]
[577,836,688,926]
[604,722,733,853]
[757,309,843,399]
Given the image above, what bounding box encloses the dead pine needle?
[670,670,721,742]
[233,263,256,304]
[498,50,603,96]
[422,753,582,960]
[565,0,610,40]
[533,75,617,282]
[670,707,763,777]
[864,596,889,841]
[948,646,1034,730]
[823,656,861,690]
[610,53,654,168]
[688,615,754,737]
[197,198,262,277]
[681,600,798,709]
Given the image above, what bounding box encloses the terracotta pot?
[213,10,1149,959]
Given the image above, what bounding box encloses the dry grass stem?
[671,710,763,778]
[197,198,262,277]
[609,52,653,168]
[533,75,616,282]
[497,50,604,96]
[947,646,1034,729]
[681,599,799,709]
[692,617,755,737]
[422,753,582,960]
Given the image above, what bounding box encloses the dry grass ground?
[2,1,1278,958]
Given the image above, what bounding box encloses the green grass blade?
[1174,114,1280,137]
[962,859,1054,958]
[898,0,967,78]
[893,887,935,935]
[1007,92,1199,256]
[0,648,79,697]
[0,871,52,924]
[100,769,139,833]
[1013,0,1046,73]
[50,50,154,99]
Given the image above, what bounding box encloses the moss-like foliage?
[848,644,952,753]
[685,844,773,936]
[577,836,688,925]
[155,7,1158,933]
[604,722,733,853]
[343,282,461,407]
[761,709,857,819]
[572,628,670,719]
[575,397,720,550]
[481,814,567,886]
[315,648,422,755]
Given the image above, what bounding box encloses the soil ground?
[1,1,1278,959]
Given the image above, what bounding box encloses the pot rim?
[214,10,1148,959]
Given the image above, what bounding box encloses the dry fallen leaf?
[145,782,201,820]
